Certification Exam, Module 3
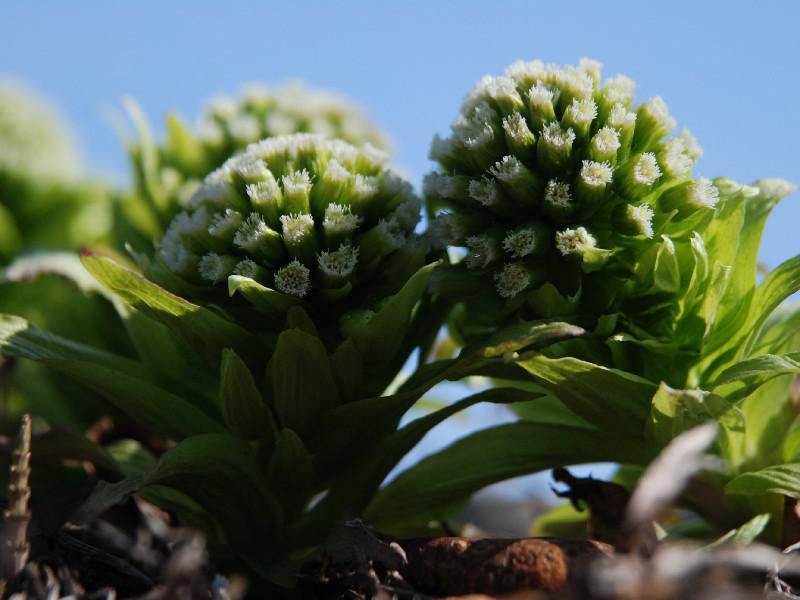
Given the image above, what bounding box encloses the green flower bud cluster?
[425,58,714,338]
[157,132,422,336]
[129,83,390,230]
[0,81,82,183]
[0,82,108,261]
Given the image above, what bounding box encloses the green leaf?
[711,353,800,401]
[1,251,112,299]
[651,235,680,294]
[0,314,224,440]
[70,476,144,525]
[269,329,340,435]
[220,348,275,441]
[647,383,745,465]
[228,275,297,313]
[145,434,283,552]
[365,421,652,532]
[707,513,771,548]
[529,502,589,539]
[330,339,364,403]
[293,387,542,545]
[123,97,168,222]
[82,254,264,364]
[267,429,313,515]
[726,463,800,498]
[479,320,586,358]
[515,353,656,435]
[0,201,21,259]
[350,262,437,365]
[106,439,157,478]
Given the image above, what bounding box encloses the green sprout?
[368,59,800,544]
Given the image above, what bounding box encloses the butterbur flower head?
[156,133,422,338]
[424,58,718,340]
[128,83,391,228]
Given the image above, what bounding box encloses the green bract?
[153,132,424,347]
[125,83,390,235]
[425,59,723,380]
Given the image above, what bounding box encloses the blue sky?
[1,1,797,267]
[2,2,799,506]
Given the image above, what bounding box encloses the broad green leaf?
[269,329,340,435]
[70,476,144,525]
[479,321,586,358]
[647,383,745,465]
[351,262,437,365]
[512,393,595,429]
[365,421,652,532]
[726,463,800,498]
[82,254,264,363]
[1,251,111,299]
[228,275,297,313]
[220,348,275,441]
[651,235,680,294]
[293,387,543,545]
[330,338,364,403]
[0,314,224,439]
[783,415,800,462]
[711,353,800,401]
[0,201,21,259]
[28,429,119,473]
[515,353,656,435]
[706,513,771,549]
[742,255,800,357]
[123,97,168,221]
[739,375,794,464]
[0,313,145,378]
[267,429,313,515]
[529,502,589,539]
[752,303,800,356]
[145,434,283,552]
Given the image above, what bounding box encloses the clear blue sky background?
[2,2,799,510]
[1,1,797,267]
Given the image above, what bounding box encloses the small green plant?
[367,59,799,543]
[0,132,533,584]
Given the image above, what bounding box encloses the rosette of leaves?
[376,126,800,545]
[121,83,390,244]
[0,132,541,586]
[425,59,728,384]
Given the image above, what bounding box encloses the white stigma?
[468,178,500,207]
[581,160,614,188]
[465,235,497,269]
[490,155,523,182]
[208,208,243,239]
[323,203,362,235]
[431,213,464,247]
[159,233,196,274]
[567,98,598,124]
[317,244,359,278]
[688,178,720,209]
[323,158,351,183]
[677,129,703,160]
[352,174,379,202]
[602,75,635,104]
[246,178,281,207]
[198,253,233,284]
[591,127,621,155]
[392,197,422,230]
[280,213,315,244]
[494,263,531,299]
[233,213,272,252]
[633,152,662,186]
[556,226,596,256]
[630,204,655,238]
[541,122,576,149]
[233,259,260,279]
[282,169,313,195]
[274,259,311,297]
[642,96,676,132]
[528,81,555,110]
[502,113,534,144]
[608,103,637,128]
[502,228,538,258]
[545,180,572,209]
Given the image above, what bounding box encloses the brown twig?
[1,414,32,580]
